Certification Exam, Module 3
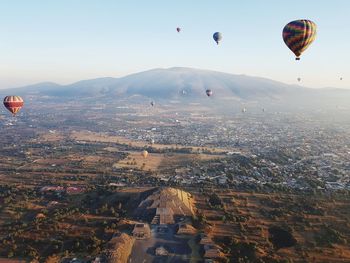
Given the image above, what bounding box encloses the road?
[128,224,192,263]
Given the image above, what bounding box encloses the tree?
[45,255,60,263]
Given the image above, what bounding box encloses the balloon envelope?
[206,89,213,97]
[213,32,222,45]
[3,96,24,116]
[141,150,148,158]
[282,19,317,60]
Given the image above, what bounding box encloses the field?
[115,151,223,172]
[0,102,349,262]
[0,185,349,262]
[193,189,350,262]
[69,130,231,153]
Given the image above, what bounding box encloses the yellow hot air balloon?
[141,150,148,158]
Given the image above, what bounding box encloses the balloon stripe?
[3,96,24,115]
[283,19,316,59]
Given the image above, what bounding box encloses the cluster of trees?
[217,236,257,262]
[208,192,223,208]
[268,225,297,250]
[314,224,347,247]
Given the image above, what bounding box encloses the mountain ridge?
[0,68,349,106]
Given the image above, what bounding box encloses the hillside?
[1,67,349,108]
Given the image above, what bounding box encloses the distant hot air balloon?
[3,96,24,116]
[297,77,301,82]
[141,150,148,158]
[282,19,317,60]
[206,89,213,97]
[176,27,181,33]
[213,32,222,45]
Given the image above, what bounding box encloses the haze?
[0,0,349,89]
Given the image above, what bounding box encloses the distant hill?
[1,67,349,107]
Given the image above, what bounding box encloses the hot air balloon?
[3,96,24,116]
[213,32,222,45]
[206,89,213,97]
[176,27,181,33]
[141,150,148,158]
[282,19,317,60]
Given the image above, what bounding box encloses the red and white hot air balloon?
[3,96,24,116]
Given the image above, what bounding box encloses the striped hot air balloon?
[283,19,317,60]
[3,96,24,116]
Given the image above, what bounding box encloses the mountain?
[106,67,302,100]
[0,67,349,106]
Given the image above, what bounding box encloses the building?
[132,223,151,239]
[155,246,169,256]
[135,187,194,225]
[176,223,197,235]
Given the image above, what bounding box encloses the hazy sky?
[0,0,349,89]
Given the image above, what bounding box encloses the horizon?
[1,66,349,91]
[0,1,349,90]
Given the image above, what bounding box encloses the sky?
[0,0,349,89]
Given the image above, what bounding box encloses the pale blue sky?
[0,0,349,89]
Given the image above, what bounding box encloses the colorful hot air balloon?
[176,27,181,33]
[141,150,148,158]
[282,19,317,60]
[3,96,24,116]
[213,32,222,45]
[206,89,213,97]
